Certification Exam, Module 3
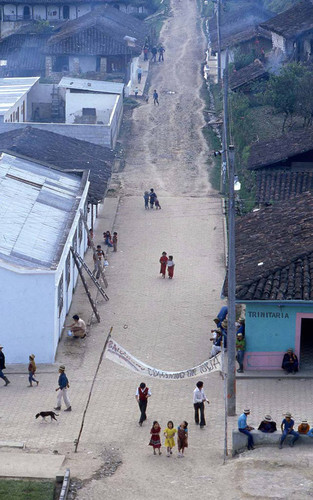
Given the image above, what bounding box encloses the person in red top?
[159,251,168,278]
[136,382,151,426]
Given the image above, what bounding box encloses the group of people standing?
[136,380,211,457]
[159,252,175,279]
[144,188,161,210]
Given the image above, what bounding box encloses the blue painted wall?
[245,303,313,352]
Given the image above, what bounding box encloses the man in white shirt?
[135,382,151,426]
[193,380,210,428]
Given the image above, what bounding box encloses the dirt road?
[120,0,212,197]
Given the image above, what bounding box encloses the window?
[62,5,69,19]
[78,218,83,243]
[58,274,64,316]
[72,229,77,252]
[0,60,7,67]
[23,6,31,20]
[82,108,96,116]
[53,55,69,72]
[66,253,71,289]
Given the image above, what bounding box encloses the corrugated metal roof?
[0,77,39,115]
[0,152,86,270]
[58,77,124,94]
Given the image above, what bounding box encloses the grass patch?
[202,126,222,191]
[0,479,55,500]
[123,97,140,109]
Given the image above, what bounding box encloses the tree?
[266,63,306,131]
[295,71,313,127]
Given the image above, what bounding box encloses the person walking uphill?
[55,365,71,412]
[193,381,209,428]
[153,90,159,106]
[136,382,151,426]
[167,255,175,279]
[238,408,254,450]
[28,354,39,387]
[159,252,168,278]
[0,345,10,386]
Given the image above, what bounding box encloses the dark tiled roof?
[0,34,47,73]
[0,126,114,203]
[46,6,146,56]
[0,0,114,4]
[209,5,271,48]
[260,0,313,39]
[226,193,313,300]
[255,170,313,204]
[230,59,268,90]
[247,128,313,170]
[211,27,270,52]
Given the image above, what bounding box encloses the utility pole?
[220,48,229,194]
[227,144,236,416]
[216,0,222,83]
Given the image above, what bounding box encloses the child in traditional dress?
[155,198,161,210]
[149,421,162,455]
[159,252,168,278]
[28,354,39,387]
[164,420,177,457]
[113,232,118,252]
[177,421,188,457]
[167,255,175,279]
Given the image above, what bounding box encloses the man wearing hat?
[209,329,225,358]
[258,415,277,433]
[238,408,254,450]
[281,348,298,374]
[236,333,246,373]
[55,365,71,412]
[298,420,310,434]
[279,412,299,448]
[0,345,10,386]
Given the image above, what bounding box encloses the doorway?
[300,318,313,369]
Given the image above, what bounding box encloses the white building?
[58,77,124,146]
[0,151,89,363]
[0,76,39,123]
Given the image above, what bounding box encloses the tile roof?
[0,151,88,270]
[209,5,271,49]
[225,192,313,301]
[0,0,114,4]
[211,27,270,53]
[229,59,268,91]
[247,128,313,170]
[260,0,313,39]
[255,170,313,204]
[0,126,114,203]
[46,6,147,56]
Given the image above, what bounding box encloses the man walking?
[0,345,10,386]
[55,365,71,412]
[153,90,159,106]
[238,408,254,450]
[193,381,209,428]
[137,66,142,84]
[136,382,151,426]
[151,46,157,62]
[93,244,105,279]
[158,45,165,62]
[279,412,299,448]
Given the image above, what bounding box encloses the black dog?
[35,411,59,422]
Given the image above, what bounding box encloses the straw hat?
[0,345,3,349]
[284,412,292,418]
[237,332,243,337]
[59,365,65,371]
[301,419,308,424]
[29,354,35,359]
[264,415,272,422]
[244,408,250,414]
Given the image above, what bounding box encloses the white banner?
[104,338,222,380]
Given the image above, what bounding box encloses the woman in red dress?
[167,255,175,279]
[149,421,162,455]
[159,252,168,278]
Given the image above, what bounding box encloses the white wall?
[0,268,55,363]
[272,32,286,53]
[33,5,46,20]
[65,91,117,124]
